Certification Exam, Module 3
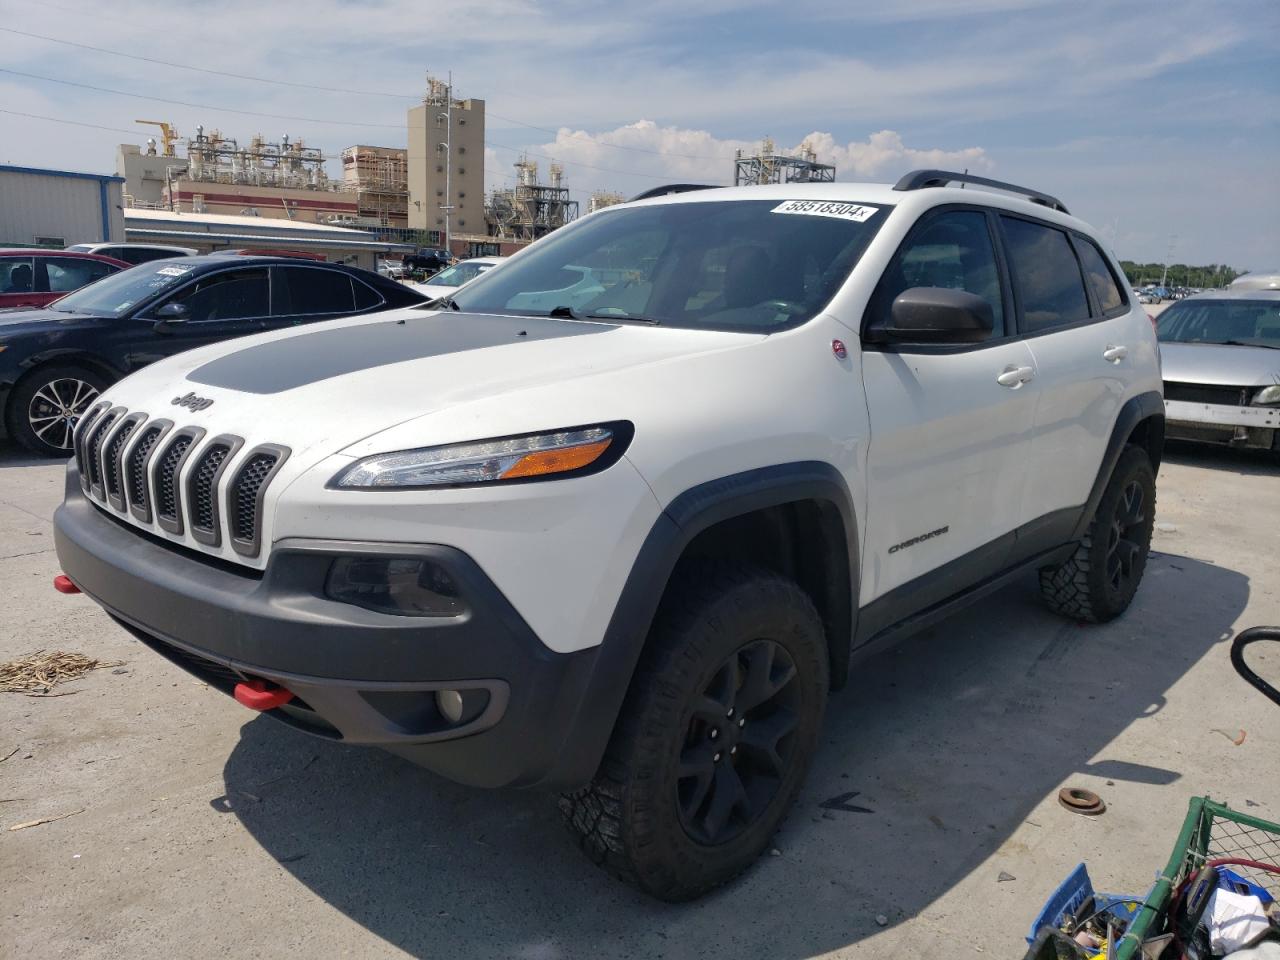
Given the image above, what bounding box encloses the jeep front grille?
[76,410,287,565]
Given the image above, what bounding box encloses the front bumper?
[1163,398,1279,450]
[53,467,600,789]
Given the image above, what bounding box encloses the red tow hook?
[53,574,81,594]
[233,679,295,711]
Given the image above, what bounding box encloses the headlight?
[1253,384,1280,406]
[331,423,630,489]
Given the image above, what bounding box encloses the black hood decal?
[187,312,612,394]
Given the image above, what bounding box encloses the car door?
[998,216,1131,551]
[0,256,39,308]
[858,206,1040,617]
[127,267,272,366]
[265,265,360,331]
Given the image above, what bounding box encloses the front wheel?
[561,561,828,901]
[8,365,108,457]
[1039,445,1156,622]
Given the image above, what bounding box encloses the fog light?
[326,556,467,617]
[436,689,465,724]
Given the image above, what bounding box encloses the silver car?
[1158,289,1280,451]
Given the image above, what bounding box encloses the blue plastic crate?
[1026,863,1144,944]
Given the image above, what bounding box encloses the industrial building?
[0,164,124,247]
[407,77,485,241]
[734,137,835,185]
[486,157,580,243]
[122,208,412,270]
[340,145,409,228]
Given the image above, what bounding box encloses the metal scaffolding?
[184,126,334,190]
[733,137,835,186]
[486,157,580,241]
[340,145,409,227]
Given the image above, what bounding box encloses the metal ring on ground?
[1058,787,1107,816]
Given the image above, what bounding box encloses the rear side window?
[44,257,118,293]
[869,209,1005,337]
[1075,239,1126,314]
[1000,217,1090,332]
[278,266,355,315]
[353,278,382,310]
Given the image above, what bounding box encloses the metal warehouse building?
[0,164,125,247]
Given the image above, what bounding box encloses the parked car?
[403,247,452,273]
[0,249,128,310]
[417,256,506,300]
[52,171,1163,900]
[1157,289,1280,451]
[65,242,199,265]
[1230,272,1280,292]
[1138,290,1160,304]
[377,258,407,280]
[0,254,426,456]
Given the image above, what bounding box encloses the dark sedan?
[0,255,427,456]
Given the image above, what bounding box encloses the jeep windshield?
[1157,298,1280,348]
[49,260,197,317]
[448,199,891,332]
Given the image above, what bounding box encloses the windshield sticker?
[116,301,134,311]
[771,200,879,223]
[156,265,192,277]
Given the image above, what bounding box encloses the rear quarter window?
[1075,238,1126,314]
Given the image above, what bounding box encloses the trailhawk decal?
[888,526,949,554]
[771,200,879,223]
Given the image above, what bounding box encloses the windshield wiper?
[546,305,659,325]
[1220,339,1279,349]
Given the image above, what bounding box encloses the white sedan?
[416,257,506,300]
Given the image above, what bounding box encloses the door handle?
[996,365,1035,387]
[1103,344,1128,362]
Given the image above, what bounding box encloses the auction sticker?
[156,265,192,277]
[771,200,879,222]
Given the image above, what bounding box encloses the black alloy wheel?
[27,377,101,452]
[1105,479,1147,595]
[678,639,802,846]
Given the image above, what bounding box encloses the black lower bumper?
[53,469,600,789]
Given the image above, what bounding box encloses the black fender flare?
[544,461,859,789]
[1071,390,1165,540]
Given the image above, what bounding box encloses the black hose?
[1231,626,1280,707]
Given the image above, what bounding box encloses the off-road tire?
[560,561,828,901]
[1039,445,1156,622]
[8,365,109,458]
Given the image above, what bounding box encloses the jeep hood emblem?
[172,391,214,412]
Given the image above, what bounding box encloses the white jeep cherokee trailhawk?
[54,170,1164,900]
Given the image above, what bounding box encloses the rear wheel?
[1039,445,1156,622]
[8,366,108,457]
[561,561,828,901]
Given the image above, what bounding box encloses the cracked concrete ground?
[2,439,1277,959]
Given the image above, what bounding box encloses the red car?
[0,249,129,310]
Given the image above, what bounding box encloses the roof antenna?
[960,168,968,188]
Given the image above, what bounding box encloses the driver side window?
[870,210,1005,338]
[161,268,270,323]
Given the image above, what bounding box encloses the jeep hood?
[99,308,759,462]
[1160,341,1280,386]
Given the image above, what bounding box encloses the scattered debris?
[1246,799,1260,808]
[111,668,129,675]
[8,808,85,831]
[83,756,120,765]
[0,746,17,763]
[875,914,889,927]
[276,852,308,864]
[1058,786,1107,816]
[1212,728,1247,746]
[819,791,875,814]
[997,871,1016,882]
[0,650,123,694]
[1155,522,1178,533]
[928,814,945,830]
[769,848,782,857]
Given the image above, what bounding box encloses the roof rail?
[893,169,1070,215]
[626,184,719,203]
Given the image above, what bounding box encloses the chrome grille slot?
[186,435,242,547]
[125,420,171,523]
[227,445,289,557]
[104,414,144,512]
[74,402,110,487]
[85,408,123,499]
[153,428,204,535]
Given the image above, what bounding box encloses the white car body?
[54,176,1163,798]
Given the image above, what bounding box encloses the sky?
[1,0,1277,268]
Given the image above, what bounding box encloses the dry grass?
[0,650,122,694]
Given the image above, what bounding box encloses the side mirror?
[153,302,190,328]
[881,287,994,343]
